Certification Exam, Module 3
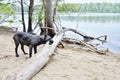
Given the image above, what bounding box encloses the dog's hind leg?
[21,44,28,55]
[15,43,19,57]
[13,35,19,57]
[13,36,20,57]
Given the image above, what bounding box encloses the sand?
[0,31,120,80]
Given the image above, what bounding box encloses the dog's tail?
[13,33,20,45]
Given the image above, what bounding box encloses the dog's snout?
[49,40,54,45]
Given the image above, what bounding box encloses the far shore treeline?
[1,2,120,14]
[11,3,120,13]
[58,3,120,13]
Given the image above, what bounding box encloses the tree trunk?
[21,0,26,32]
[53,0,59,22]
[43,0,55,37]
[27,0,34,33]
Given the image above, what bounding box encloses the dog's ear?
[49,40,54,45]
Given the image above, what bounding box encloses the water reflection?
[60,15,120,23]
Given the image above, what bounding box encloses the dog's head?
[40,34,54,45]
[44,36,54,45]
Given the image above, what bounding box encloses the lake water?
[58,13,120,54]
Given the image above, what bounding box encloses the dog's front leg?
[34,46,37,54]
[21,44,28,55]
[29,45,33,58]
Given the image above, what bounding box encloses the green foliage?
[5,20,14,23]
[0,2,15,15]
[58,3,80,12]
[58,3,120,13]
[0,2,15,24]
[31,4,44,23]
[18,20,23,24]
[58,4,66,13]
[38,11,43,22]
[2,26,9,29]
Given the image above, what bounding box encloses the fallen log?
[5,28,107,80]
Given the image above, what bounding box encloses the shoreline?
[59,13,120,17]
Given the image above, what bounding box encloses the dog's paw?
[24,53,28,55]
[16,55,19,57]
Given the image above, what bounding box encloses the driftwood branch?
[62,38,108,54]
[80,40,108,54]
[62,27,107,43]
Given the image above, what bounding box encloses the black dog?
[13,32,53,58]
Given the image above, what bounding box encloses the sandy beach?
[0,31,120,80]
